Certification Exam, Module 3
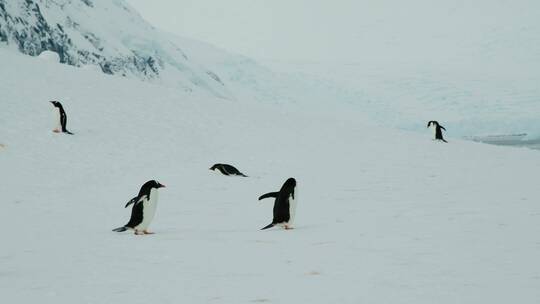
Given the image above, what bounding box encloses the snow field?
[1,49,540,303]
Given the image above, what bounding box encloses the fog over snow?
[126,0,539,64]
[128,0,540,138]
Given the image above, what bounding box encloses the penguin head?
[285,178,296,187]
[137,180,165,197]
[282,178,297,199]
[50,101,60,108]
[150,180,166,189]
[282,178,296,190]
[141,180,166,190]
[209,164,220,171]
[427,120,439,128]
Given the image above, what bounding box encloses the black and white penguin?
[427,120,447,143]
[112,180,166,235]
[209,163,248,177]
[50,101,74,135]
[258,177,297,230]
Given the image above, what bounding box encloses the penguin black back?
[209,163,247,177]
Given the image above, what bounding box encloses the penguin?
[112,180,166,235]
[258,178,297,230]
[50,101,74,135]
[427,120,447,143]
[209,163,248,177]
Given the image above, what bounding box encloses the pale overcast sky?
[127,0,375,62]
[126,0,539,64]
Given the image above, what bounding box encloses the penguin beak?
[160,184,166,188]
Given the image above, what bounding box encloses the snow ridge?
[0,0,230,98]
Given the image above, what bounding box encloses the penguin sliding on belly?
[50,101,74,135]
[210,163,248,177]
[258,178,297,230]
[112,180,166,235]
[427,120,447,143]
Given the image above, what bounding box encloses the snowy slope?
[2,49,540,303]
[166,33,369,110]
[0,0,232,98]
[5,0,536,140]
[266,60,540,140]
[131,0,540,139]
[0,0,354,105]
[252,0,540,140]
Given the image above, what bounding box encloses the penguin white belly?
[135,189,158,230]
[53,108,61,130]
[286,191,298,225]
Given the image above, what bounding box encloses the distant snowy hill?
[130,0,540,139]
[266,59,540,140]
[2,0,539,140]
[0,0,236,98]
[0,0,343,104]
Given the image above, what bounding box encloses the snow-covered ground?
[2,48,540,303]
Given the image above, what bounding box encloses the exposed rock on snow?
[0,0,231,98]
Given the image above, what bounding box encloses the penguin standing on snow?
[427,120,447,143]
[210,163,248,177]
[112,180,166,235]
[258,178,297,230]
[50,101,74,135]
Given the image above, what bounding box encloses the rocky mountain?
[0,0,232,98]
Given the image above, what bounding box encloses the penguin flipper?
[124,195,147,208]
[125,196,139,208]
[258,192,279,200]
[261,223,274,230]
[112,226,128,232]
